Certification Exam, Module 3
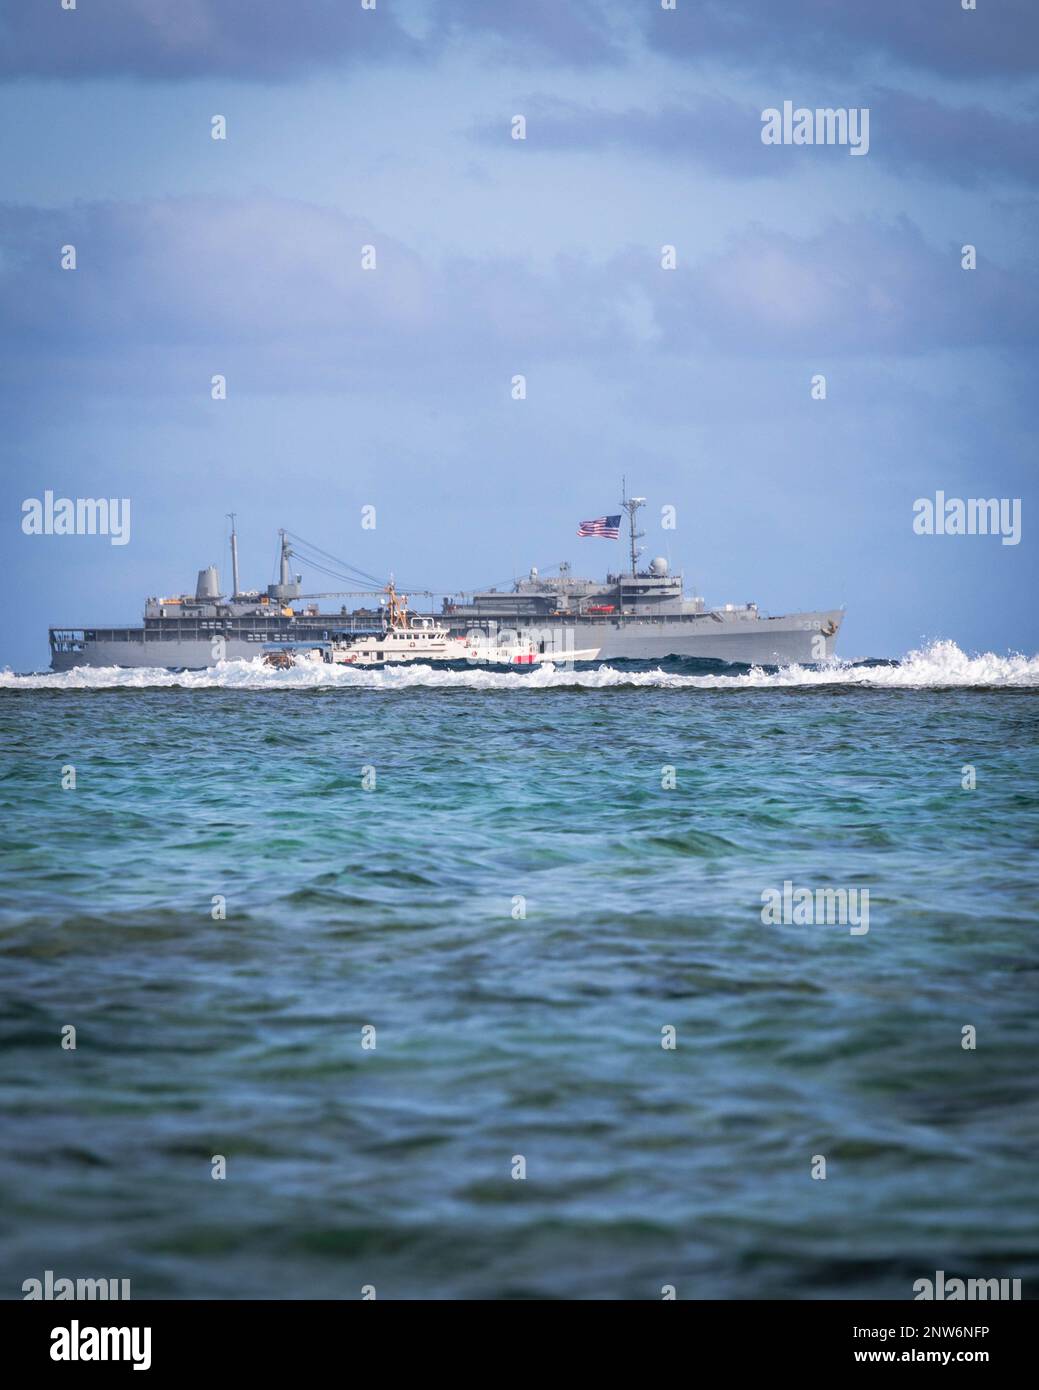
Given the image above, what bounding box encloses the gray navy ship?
[48,496,843,670]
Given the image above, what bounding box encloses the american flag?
[577,514,621,539]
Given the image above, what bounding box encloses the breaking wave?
[3,641,1038,691]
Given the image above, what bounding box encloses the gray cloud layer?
[645,0,1039,81]
[0,197,633,395]
[0,0,616,81]
[2,0,1034,81]
[480,91,1039,188]
[1,197,1033,401]
[0,0,418,81]
[635,216,1037,356]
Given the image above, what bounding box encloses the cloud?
[3,1,1036,84]
[632,217,1039,355]
[473,96,780,179]
[0,0,623,82]
[480,91,1039,188]
[0,0,419,81]
[642,0,1039,81]
[1,199,1034,408]
[431,0,623,69]
[871,90,1039,187]
[0,196,639,394]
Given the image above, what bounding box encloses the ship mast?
[279,530,292,588]
[621,478,646,577]
[227,512,240,600]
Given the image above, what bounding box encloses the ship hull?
[573,610,842,663]
[49,610,843,670]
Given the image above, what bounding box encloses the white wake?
[3,641,1038,691]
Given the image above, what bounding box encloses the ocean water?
[1,641,1038,1300]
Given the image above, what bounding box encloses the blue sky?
[2,0,1036,668]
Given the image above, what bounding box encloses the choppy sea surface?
[1,640,1037,1300]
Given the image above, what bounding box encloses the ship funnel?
[196,565,220,600]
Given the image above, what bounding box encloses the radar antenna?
[621,477,646,577]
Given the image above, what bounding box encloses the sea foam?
[3,640,1038,691]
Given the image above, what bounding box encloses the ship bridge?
[445,556,704,622]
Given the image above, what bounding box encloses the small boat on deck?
[263,583,600,669]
